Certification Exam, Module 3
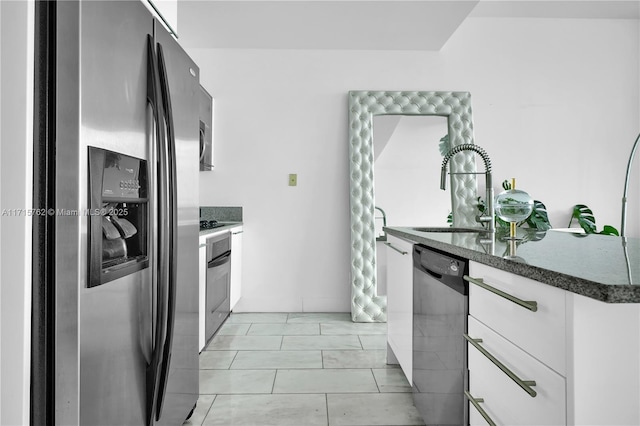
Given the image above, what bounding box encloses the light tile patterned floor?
[184,312,425,426]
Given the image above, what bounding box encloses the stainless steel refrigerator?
[31,1,200,424]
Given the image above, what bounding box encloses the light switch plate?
[289,174,297,186]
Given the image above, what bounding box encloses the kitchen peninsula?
[386,227,640,302]
[385,226,640,425]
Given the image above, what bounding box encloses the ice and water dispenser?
[88,147,149,287]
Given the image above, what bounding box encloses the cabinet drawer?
[468,261,566,375]
[467,317,566,426]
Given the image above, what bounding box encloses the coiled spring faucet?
[440,143,495,233]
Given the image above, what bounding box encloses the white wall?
[0,1,34,424]
[446,18,640,235]
[189,16,639,313]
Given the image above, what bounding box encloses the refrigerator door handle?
[154,40,179,422]
[145,34,167,426]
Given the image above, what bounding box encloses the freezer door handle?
[145,34,167,426]
[154,40,179,422]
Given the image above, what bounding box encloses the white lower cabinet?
[385,234,414,383]
[568,292,640,426]
[469,262,566,375]
[230,225,243,310]
[385,243,640,425]
[198,238,207,352]
[468,261,565,425]
[467,316,566,426]
[468,260,640,425]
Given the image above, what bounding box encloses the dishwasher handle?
[413,245,468,295]
[417,264,443,280]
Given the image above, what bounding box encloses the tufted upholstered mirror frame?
[349,91,478,322]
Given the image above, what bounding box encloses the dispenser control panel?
[101,152,146,199]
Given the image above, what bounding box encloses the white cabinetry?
[568,293,640,425]
[467,260,640,425]
[198,237,207,351]
[469,262,566,375]
[467,317,566,425]
[230,225,243,310]
[467,262,566,425]
[385,234,414,383]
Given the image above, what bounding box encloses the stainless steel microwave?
[199,85,213,171]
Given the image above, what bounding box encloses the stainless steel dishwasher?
[413,244,469,426]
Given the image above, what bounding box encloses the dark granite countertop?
[385,226,640,303]
[199,222,243,239]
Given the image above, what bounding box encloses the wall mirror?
[373,115,452,231]
[348,91,477,322]
[373,115,451,297]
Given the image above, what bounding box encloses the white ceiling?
[470,0,640,19]
[177,0,640,50]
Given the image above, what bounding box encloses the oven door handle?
[208,250,231,268]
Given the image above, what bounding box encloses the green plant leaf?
[526,200,552,231]
[599,225,620,236]
[476,197,486,214]
[495,216,510,229]
[438,134,451,157]
[570,204,596,234]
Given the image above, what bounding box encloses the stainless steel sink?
[411,227,486,233]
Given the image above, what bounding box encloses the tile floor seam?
[271,369,278,394]
[227,350,240,369]
[201,394,217,426]
[369,368,381,393]
[324,393,329,426]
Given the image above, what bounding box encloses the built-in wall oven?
[205,231,231,343]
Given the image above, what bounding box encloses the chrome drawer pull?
[464,390,496,426]
[464,334,537,397]
[464,275,538,312]
[384,242,407,255]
